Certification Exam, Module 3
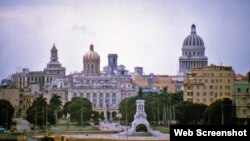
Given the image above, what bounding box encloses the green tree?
[63,97,93,125]
[26,95,48,129]
[49,94,62,125]
[175,101,207,124]
[118,96,137,124]
[118,91,184,126]
[0,100,15,129]
[138,87,143,98]
[204,98,236,125]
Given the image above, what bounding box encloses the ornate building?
[45,44,137,121]
[83,44,100,76]
[44,44,66,85]
[179,24,208,74]
[11,44,65,92]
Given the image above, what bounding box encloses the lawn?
[151,126,169,133]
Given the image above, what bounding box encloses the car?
[0,127,6,132]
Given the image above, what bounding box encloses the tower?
[179,24,208,74]
[108,54,118,74]
[83,44,100,76]
[44,44,66,84]
[50,44,58,62]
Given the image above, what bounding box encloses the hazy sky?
[0,0,250,80]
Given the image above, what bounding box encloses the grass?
[151,126,169,133]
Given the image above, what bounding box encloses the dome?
[83,44,100,60]
[183,24,204,46]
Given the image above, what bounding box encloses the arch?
[135,124,148,132]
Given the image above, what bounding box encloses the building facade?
[132,74,176,93]
[233,77,250,121]
[184,65,234,105]
[11,44,65,92]
[179,24,208,74]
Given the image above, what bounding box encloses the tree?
[49,94,62,125]
[26,95,50,129]
[0,100,15,129]
[175,101,207,124]
[63,97,93,125]
[138,87,143,98]
[204,98,236,125]
[118,96,137,124]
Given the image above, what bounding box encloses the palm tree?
[49,94,62,125]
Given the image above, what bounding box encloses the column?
[104,110,107,121]
[90,93,93,103]
[97,92,100,107]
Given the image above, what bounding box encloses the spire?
[90,44,94,51]
[51,43,57,52]
[191,24,196,34]
[51,43,58,62]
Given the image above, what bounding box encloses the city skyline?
[1,0,250,80]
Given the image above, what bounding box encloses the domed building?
[179,24,208,74]
[83,44,100,76]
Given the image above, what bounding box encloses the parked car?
[0,127,6,132]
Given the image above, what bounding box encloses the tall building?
[83,44,100,76]
[179,24,208,74]
[183,65,234,105]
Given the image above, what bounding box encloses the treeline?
[118,89,236,125]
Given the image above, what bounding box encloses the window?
[210,92,213,96]
[246,88,249,93]
[197,92,200,96]
[210,85,213,89]
[203,92,206,96]
[73,93,77,98]
[80,93,84,97]
[237,88,241,93]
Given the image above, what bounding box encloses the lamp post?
[125,97,128,140]
[91,113,94,128]
[116,113,122,140]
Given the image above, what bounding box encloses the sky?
[0,0,250,80]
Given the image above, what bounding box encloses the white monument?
[130,100,150,132]
[116,99,169,138]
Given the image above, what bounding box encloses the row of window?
[190,79,231,83]
[183,51,204,57]
[188,85,232,90]
[187,92,231,97]
[203,73,231,77]
[237,88,249,93]
[72,92,117,98]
